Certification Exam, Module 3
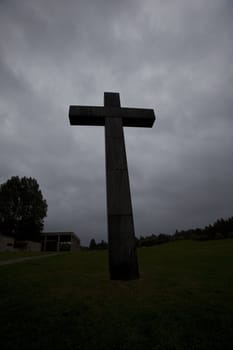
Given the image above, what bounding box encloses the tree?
[0,176,47,241]
[89,238,97,250]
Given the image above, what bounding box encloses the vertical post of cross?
[104,92,139,280]
[69,92,155,280]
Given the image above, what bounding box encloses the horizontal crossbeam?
[69,106,155,127]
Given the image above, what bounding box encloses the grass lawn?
[0,240,233,350]
[0,251,52,261]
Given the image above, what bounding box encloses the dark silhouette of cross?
[69,92,155,280]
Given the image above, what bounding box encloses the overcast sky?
[0,0,233,245]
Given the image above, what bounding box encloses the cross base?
[109,262,139,280]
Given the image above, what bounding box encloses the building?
[0,232,81,252]
[41,232,80,252]
[14,240,41,252]
[0,233,41,252]
[0,233,14,251]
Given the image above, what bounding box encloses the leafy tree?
[0,176,47,241]
[89,238,97,250]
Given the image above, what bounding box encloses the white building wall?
[27,241,41,252]
[71,235,81,251]
[0,234,15,252]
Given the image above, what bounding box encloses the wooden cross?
[69,92,155,280]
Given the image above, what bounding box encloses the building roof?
[41,232,80,239]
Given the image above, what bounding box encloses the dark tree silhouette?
[173,216,233,241]
[89,239,108,250]
[89,238,97,250]
[0,176,47,241]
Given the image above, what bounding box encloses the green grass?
[0,251,52,261]
[0,240,233,350]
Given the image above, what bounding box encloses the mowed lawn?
[0,251,53,261]
[0,240,233,350]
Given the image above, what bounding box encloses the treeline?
[88,234,172,250]
[89,238,108,250]
[138,216,233,247]
[136,233,171,247]
[174,216,233,241]
[88,216,233,249]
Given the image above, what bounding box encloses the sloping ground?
[0,240,233,350]
[0,251,53,261]
[0,253,59,266]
